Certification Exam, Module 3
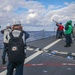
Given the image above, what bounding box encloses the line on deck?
[24,62,75,66]
[0,39,61,75]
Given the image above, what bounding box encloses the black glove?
[2,58,6,65]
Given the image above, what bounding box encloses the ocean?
[0,31,55,49]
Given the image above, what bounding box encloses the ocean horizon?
[0,31,56,49]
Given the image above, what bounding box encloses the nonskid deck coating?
[0,37,75,75]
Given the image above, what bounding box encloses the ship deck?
[0,36,75,75]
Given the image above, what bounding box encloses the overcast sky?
[0,0,75,31]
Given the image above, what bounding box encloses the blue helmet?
[60,22,62,24]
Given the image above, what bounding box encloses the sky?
[0,0,75,31]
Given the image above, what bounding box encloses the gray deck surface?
[0,36,75,75]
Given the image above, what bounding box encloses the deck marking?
[43,39,61,50]
[25,51,43,64]
[25,62,75,66]
[0,39,61,75]
[25,39,61,64]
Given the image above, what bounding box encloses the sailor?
[64,20,73,47]
[6,20,29,75]
[56,22,65,39]
[1,24,12,64]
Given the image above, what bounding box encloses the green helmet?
[67,20,72,25]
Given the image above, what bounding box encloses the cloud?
[3,5,13,12]
[0,0,75,31]
[64,2,69,5]
[45,3,75,25]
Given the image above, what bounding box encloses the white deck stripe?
[25,51,43,64]
[0,39,61,75]
[43,39,61,50]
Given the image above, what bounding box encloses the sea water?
[0,31,55,49]
[27,31,55,42]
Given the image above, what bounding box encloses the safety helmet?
[67,20,72,25]
[6,23,11,29]
[60,22,62,24]
[6,23,11,27]
[12,20,22,30]
[13,20,21,26]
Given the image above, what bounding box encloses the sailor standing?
[1,24,12,64]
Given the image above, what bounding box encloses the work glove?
[2,58,6,65]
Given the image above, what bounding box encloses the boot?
[64,44,69,47]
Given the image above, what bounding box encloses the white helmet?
[13,20,21,25]
[6,23,11,27]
